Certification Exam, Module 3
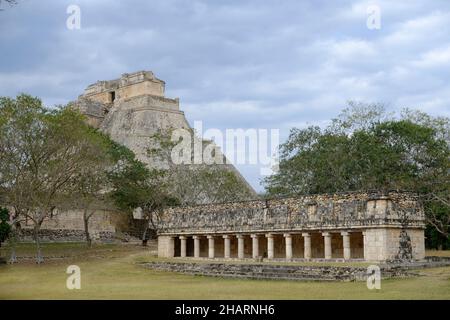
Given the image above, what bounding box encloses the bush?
[0,207,11,247]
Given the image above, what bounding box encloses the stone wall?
[159,191,424,234]
[363,228,425,261]
[18,229,115,242]
[18,208,131,242]
[83,71,165,104]
[142,261,416,282]
[98,93,189,166]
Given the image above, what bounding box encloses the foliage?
[0,207,11,247]
[148,129,256,205]
[0,94,182,251]
[0,94,121,260]
[66,129,120,247]
[107,141,178,243]
[264,102,450,248]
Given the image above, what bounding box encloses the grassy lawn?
[0,243,450,300]
[425,249,450,257]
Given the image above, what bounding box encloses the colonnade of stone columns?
[176,231,359,260]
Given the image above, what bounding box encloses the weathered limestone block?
[158,235,175,258]
[363,228,425,261]
[409,229,425,260]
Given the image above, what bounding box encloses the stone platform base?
[142,261,416,282]
[18,229,116,242]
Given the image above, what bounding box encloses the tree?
[0,207,11,248]
[77,174,108,248]
[0,94,117,262]
[108,142,177,245]
[400,108,450,246]
[327,101,393,134]
[264,102,450,248]
[148,129,256,205]
[68,130,117,247]
[0,94,49,262]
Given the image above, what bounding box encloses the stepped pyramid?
[74,70,256,203]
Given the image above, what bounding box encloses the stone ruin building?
[76,70,187,163]
[157,191,426,262]
[16,71,427,262]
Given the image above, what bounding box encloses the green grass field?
[0,243,449,300]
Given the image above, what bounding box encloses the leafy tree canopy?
[264,102,450,248]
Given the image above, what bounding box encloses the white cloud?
[412,45,450,68]
[331,39,376,58]
[382,11,450,47]
[1,0,449,190]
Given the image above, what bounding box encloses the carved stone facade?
[83,71,166,105]
[157,191,426,262]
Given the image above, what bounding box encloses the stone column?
[251,234,259,259]
[362,231,367,261]
[284,233,293,260]
[341,231,351,260]
[223,235,231,259]
[302,232,311,260]
[266,234,274,259]
[193,236,200,258]
[322,232,332,259]
[167,236,175,257]
[207,235,215,258]
[237,234,245,259]
[179,236,187,258]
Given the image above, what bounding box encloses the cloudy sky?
[1,0,449,191]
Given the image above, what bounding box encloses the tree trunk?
[34,224,43,264]
[9,245,17,264]
[8,228,17,264]
[8,215,20,264]
[142,218,149,247]
[83,209,92,248]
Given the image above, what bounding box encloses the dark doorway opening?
[174,238,181,257]
[186,237,194,257]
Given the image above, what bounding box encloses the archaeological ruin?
[16,71,427,264]
[157,191,426,262]
[19,71,255,241]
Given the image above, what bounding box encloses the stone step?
[156,265,362,275]
[143,262,368,281]
[176,271,339,282]
[179,268,341,279]
[142,261,415,281]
